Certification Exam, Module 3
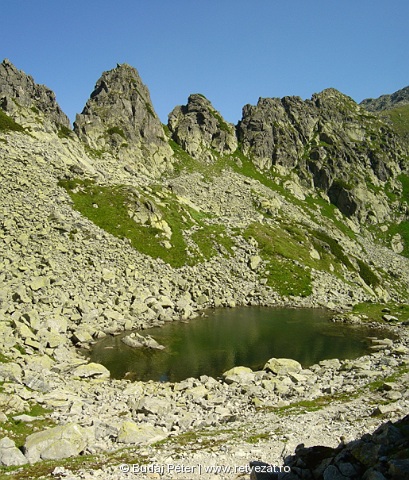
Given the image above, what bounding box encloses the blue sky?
[1,1,408,125]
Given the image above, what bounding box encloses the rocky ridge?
[0,59,409,478]
[238,89,406,222]
[0,59,70,134]
[361,85,409,112]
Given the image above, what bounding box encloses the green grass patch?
[1,404,54,449]
[59,178,233,268]
[168,139,203,175]
[388,221,409,258]
[352,302,409,323]
[356,259,380,287]
[107,126,126,139]
[191,224,234,260]
[367,364,409,393]
[0,452,105,480]
[154,426,237,452]
[208,108,233,134]
[243,223,312,297]
[387,174,409,257]
[0,109,25,133]
[0,353,10,363]
[245,432,270,443]
[306,194,356,240]
[83,144,105,159]
[380,104,409,144]
[263,393,356,416]
[312,230,354,270]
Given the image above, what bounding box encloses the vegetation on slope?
[380,104,409,146]
[243,222,313,297]
[0,109,25,133]
[58,178,233,268]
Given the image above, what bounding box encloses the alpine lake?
[89,307,388,383]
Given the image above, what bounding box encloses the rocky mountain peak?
[237,88,407,221]
[360,85,409,112]
[74,63,172,175]
[168,93,237,162]
[0,58,70,132]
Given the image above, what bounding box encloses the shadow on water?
[89,307,385,382]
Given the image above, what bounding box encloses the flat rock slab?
[71,362,110,379]
[117,421,167,445]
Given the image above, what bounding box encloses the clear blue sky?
[1,1,408,125]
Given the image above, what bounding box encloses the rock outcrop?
[168,93,237,162]
[0,59,70,133]
[74,63,173,176]
[237,88,407,221]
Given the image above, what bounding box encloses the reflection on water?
[90,307,378,382]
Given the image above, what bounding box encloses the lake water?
[89,307,379,382]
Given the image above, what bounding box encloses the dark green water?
[90,307,377,382]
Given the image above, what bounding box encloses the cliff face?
[168,94,237,162]
[235,88,406,221]
[0,59,70,133]
[74,63,173,176]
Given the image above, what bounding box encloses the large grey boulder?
[23,424,88,463]
[0,362,22,383]
[121,332,165,350]
[264,357,302,375]
[0,437,27,466]
[71,362,110,379]
[222,366,255,385]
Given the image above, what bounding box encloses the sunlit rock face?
[237,88,406,221]
[0,58,70,132]
[168,93,237,162]
[74,63,173,177]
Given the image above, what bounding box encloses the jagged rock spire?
[74,63,172,174]
[168,93,237,162]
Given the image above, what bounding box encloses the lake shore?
[1,312,408,479]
